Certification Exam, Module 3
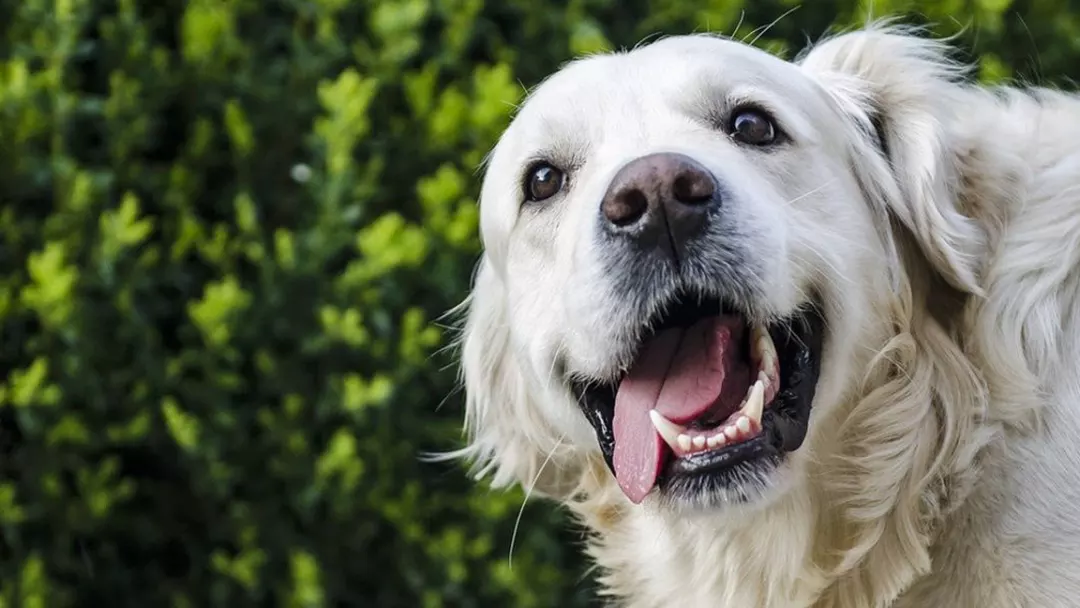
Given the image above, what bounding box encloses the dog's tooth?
[760,342,775,370]
[649,410,685,450]
[724,425,739,440]
[677,434,692,452]
[758,370,769,388]
[707,433,727,449]
[692,435,706,450]
[759,331,778,372]
[736,416,752,434]
[740,379,765,425]
[751,324,766,360]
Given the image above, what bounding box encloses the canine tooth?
[760,339,774,364]
[649,410,685,449]
[692,435,706,449]
[678,434,692,452]
[758,370,769,387]
[736,416,752,434]
[724,425,739,440]
[741,379,765,425]
[759,331,779,371]
[751,324,767,358]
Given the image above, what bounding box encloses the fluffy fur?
[453,22,1080,607]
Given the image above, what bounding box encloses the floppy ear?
[452,258,585,499]
[799,25,986,295]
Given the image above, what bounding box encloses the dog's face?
[461,32,979,512]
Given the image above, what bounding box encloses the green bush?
[0,0,1076,605]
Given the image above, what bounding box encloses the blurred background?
[0,0,1075,605]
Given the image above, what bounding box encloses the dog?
[452,22,1080,607]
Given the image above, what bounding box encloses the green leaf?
[161,396,201,451]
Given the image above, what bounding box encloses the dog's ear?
[799,25,985,294]
[452,259,584,499]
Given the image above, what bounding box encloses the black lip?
[667,430,770,475]
[572,297,826,498]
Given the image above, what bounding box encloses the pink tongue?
[612,316,742,503]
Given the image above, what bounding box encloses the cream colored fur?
[453,22,1080,607]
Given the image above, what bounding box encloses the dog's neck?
[568,473,828,607]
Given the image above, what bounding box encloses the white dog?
[453,22,1080,607]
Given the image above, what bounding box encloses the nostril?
[603,188,650,226]
[672,170,716,205]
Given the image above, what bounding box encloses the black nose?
[600,153,718,241]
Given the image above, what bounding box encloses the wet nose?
[600,152,718,241]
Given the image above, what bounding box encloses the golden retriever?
[453,23,1080,607]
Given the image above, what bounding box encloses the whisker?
[783,179,837,207]
[745,6,801,48]
[730,10,746,39]
[509,435,566,570]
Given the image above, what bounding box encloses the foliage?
[0,0,1075,605]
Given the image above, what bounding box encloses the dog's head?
[457,26,985,513]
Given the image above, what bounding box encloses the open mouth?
[573,291,826,504]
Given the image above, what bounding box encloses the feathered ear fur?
[799,24,986,295]
[795,27,997,604]
[452,258,585,499]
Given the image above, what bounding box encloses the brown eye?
[525,163,565,202]
[731,109,778,146]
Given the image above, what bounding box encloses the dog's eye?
[730,109,777,146]
[524,163,565,202]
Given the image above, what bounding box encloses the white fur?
[453,22,1080,607]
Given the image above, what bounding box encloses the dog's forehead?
[519,36,803,119]
[497,35,819,161]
